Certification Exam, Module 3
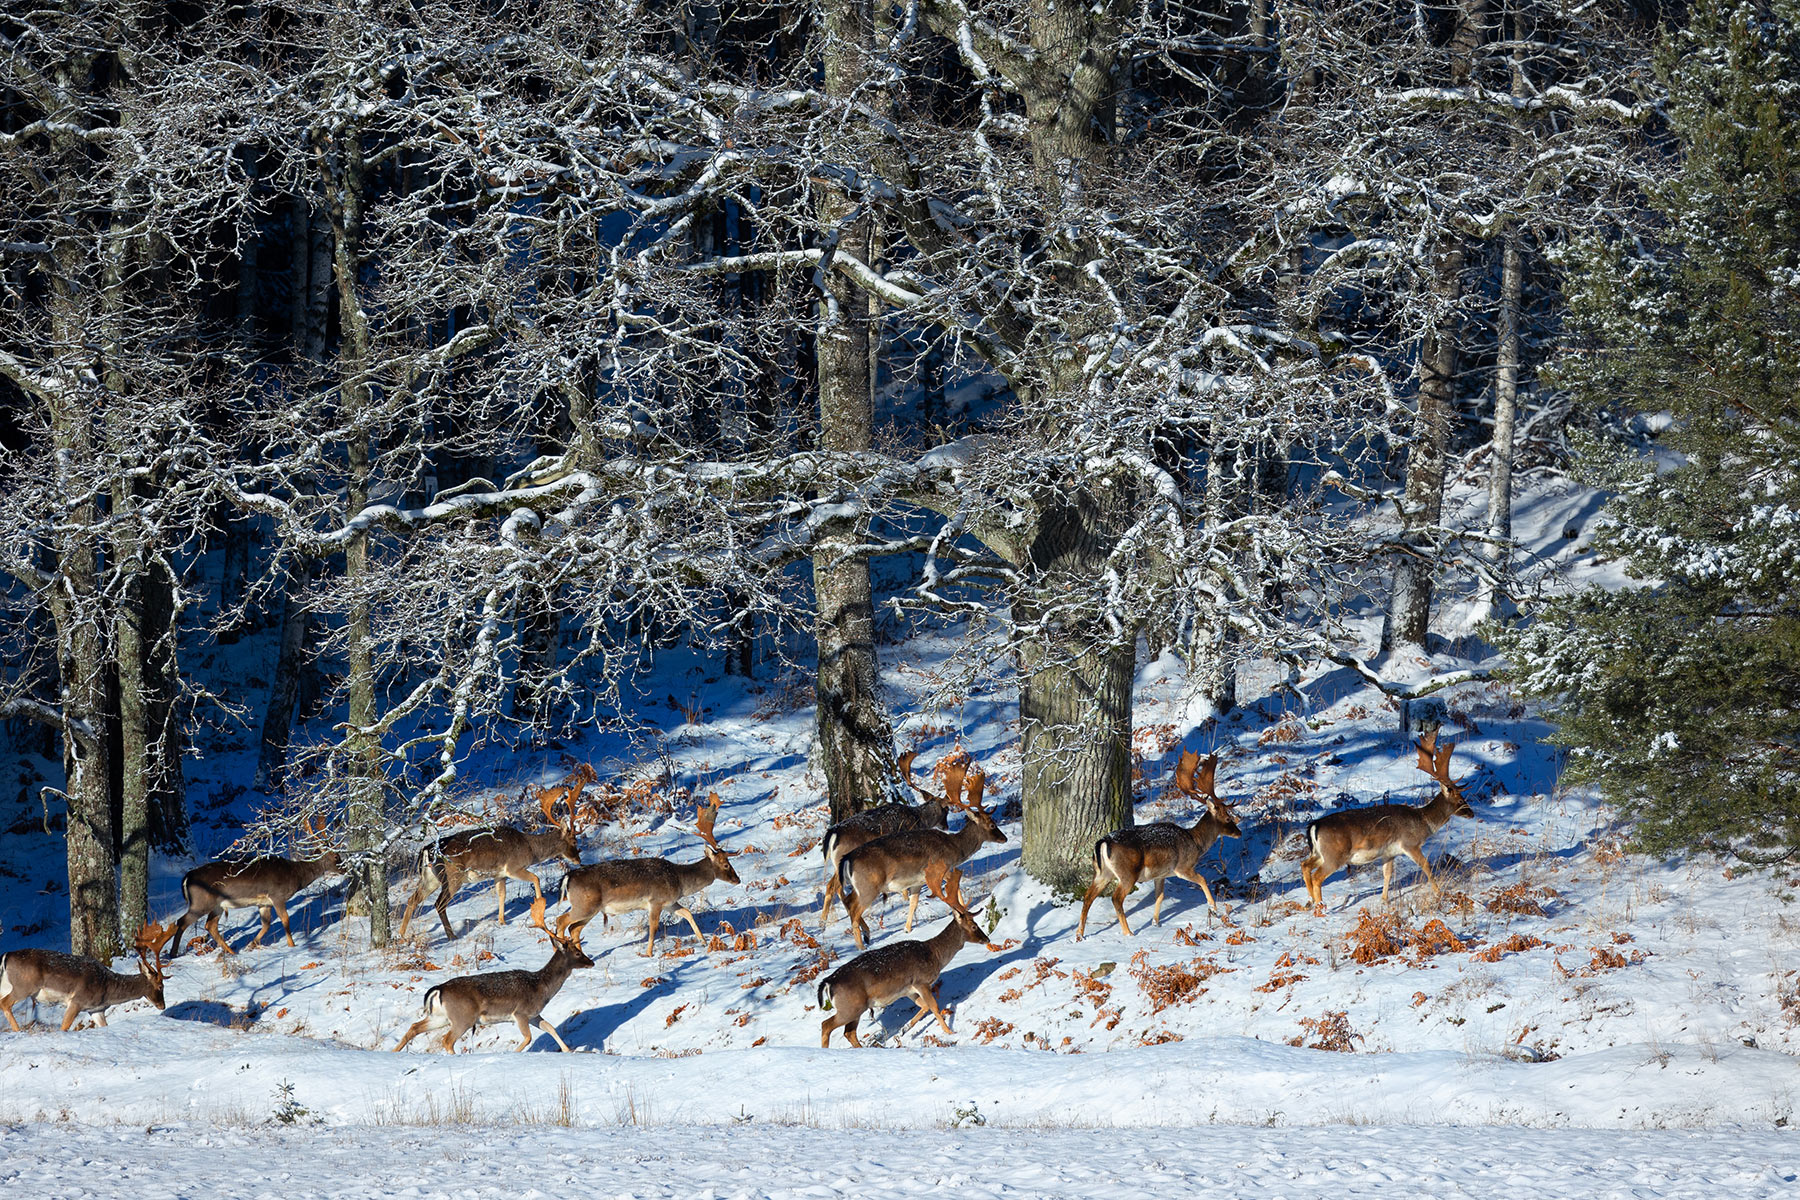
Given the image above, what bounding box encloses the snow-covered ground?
[2,1122,1795,1199]
[1,478,1795,1194]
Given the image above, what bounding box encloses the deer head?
[695,793,742,884]
[1415,733,1474,819]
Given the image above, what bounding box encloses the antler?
[695,793,729,854]
[1415,734,1454,781]
[540,787,567,832]
[1172,749,1200,796]
[529,896,551,932]
[135,921,172,972]
[935,749,972,808]
[964,768,986,811]
[926,866,969,914]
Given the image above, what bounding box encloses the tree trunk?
[1019,628,1136,894]
[1478,232,1523,622]
[813,0,897,821]
[115,502,151,940]
[1383,241,1463,652]
[1015,490,1137,892]
[330,138,390,945]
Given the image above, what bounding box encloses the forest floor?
[1,476,1796,1197]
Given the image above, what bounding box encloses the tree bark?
[1479,232,1523,622]
[1019,625,1136,894]
[813,0,897,821]
[328,136,390,945]
[1016,492,1136,892]
[1383,241,1463,652]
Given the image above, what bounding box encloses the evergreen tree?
[1506,0,1800,864]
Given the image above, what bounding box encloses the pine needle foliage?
[1505,1,1800,866]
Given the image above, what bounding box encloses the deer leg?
[842,1021,864,1048]
[205,912,236,955]
[1153,879,1167,926]
[441,1028,459,1054]
[846,893,871,951]
[904,887,920,932]
[1,989,20,1032]
[397,881,428,940]
[513,1014,534,1051]
[1381,859,1396,903]
[641,903,662,956]
[913,984,954,1037]
[247,906,274,950]
[394,1015,439,1052]
[1177,867,1222,916]
[495,878,508,925]
[1405,846,1440,895]
[819,876,839,928]
[164,913,196,959]
[515,868,543,904]
[273,898,298,948]
[94,1012,108,1028]
[1112,877,1136,938]
[536,1018,573,1053]
[60,1003,82,1032]
[1077,877,1109,941]
[673,906,703,940]
[434,873,459,940]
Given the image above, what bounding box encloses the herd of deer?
[0,732,1477,1054]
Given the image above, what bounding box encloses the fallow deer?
[164,818,342,957]
[818,868,994,1047]
[555,794,741,956]
[838,762,1006,950]
[2,924,171,1031]
[1300,731,1476,910]
[1077,750,1243,939]
[393,900,594,1053]
[397,789,584,940]
[818,750,950,929]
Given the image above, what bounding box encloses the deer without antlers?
[838,758,1006,951]
[555,794,741,956]
[164,817,342,957]
[397,788,585,941]
[818,867,995,1048]
[1300,731,1476,911]
[818,750,950,929]
[2,924,171,1031]
[393,900,594,1053]
[1078,750,1242,940]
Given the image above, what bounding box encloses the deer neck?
[526,829,571,860]
[1420,785,1463,831]
[108,964,157,1007]
[531,948,579,997]
[299,853,339,885]
[677,853,728,892]
[925,912,972,968]
[948,816,991,858]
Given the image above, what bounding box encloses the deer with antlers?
[163,817,343,958]
[555,794,741,956]
[1300,731,1476,910]
[393,900,594,1053]
[818,750,951,929]
[397,789,585,941]
[818,867,995,1047]
[2,924,171,1031]
[837,756,1007,951]
[1077,750,1243,940]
